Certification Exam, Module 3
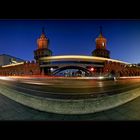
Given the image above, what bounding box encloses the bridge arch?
[52,65,92,76]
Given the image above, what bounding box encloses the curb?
[0,85,140,114]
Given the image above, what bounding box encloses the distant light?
[89,67,94,72]
[50,68,54,71]
[99,76,104,79]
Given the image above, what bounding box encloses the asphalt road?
[0,90,140,120]
[0,77,140,99]
[0,77,140,120]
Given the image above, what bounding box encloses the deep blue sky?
[0,19,140,63]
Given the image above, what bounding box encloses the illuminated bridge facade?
[0,55,140,77]
[39,55,140,77]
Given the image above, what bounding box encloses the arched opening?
[109,70,116,77]
[29,70,33,75]
[52,66,92,77]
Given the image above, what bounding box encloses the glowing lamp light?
[89,67,94,72]
[99,76,104,79]
[50,68,54,71]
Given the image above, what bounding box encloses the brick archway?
[52,65,92,76]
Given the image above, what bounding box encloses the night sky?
[0,19,140,64]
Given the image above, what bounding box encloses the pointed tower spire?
[99,26,103,37]
[37,27,48,49]
[40,27,46,38]
[42,27,45,34]
[100,26,102,35]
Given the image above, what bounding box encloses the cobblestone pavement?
[0,93,140,120]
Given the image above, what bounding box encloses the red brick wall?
[103,61,140,76]
[0,60,140,77]
[0,61,40,76]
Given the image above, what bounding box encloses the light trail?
[1,62,24,67]
[120,76,140,79]
[1,78,140,96]
[39,55,130,64]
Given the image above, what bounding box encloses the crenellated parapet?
[0,60,41,76]
[103,60,140,76]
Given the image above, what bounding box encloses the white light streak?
[2,62,24,68]
[39,55,130,64]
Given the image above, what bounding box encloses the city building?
[0,54,24,66]
[0,27,140,77]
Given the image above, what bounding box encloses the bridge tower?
[92,26,110,58]
[34,27,53,75]
[34,27,52,62]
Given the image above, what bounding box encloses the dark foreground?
[0,93,140,120]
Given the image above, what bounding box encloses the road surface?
[0,77,140,120]
[0,92,140,120]
[0,77,140,99]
